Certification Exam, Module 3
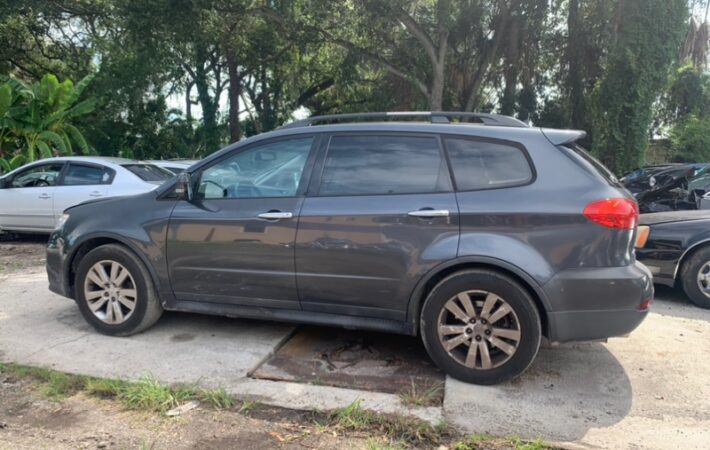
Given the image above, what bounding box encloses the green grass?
[0,362,236,412]
[397,379,443,407]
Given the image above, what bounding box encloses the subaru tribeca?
[46,112,652,385]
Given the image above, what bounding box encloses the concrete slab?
[0,269,295,386]
[445,292,710,450]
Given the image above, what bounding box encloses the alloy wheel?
[696,261,710,298]
[437,290,521,370]
[83,260,137,324]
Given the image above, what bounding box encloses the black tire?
[75,244,163,336]
[420,269,541,385]
[680,246,710,309]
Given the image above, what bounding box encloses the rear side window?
[444,138,533,190]
[63,164,114,186]
[319,135,451,196]
[560,143,620,186]
[122,164,173,182]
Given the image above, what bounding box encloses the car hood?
[640,210,710,226]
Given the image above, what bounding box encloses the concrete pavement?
[1,269,709,449]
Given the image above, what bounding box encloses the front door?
[166,136,317,309]
[295,133,459,321]
[0,162,64,232]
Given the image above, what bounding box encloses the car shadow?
[445,341,633,442]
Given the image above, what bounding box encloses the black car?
[636,210,710,308]
[620,164,681,194]
[46,111,652,385]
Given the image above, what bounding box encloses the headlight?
[649,176,656,187]
[55,213,69,230]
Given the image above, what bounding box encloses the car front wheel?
[420,269,541,385]
[75,244,163,336]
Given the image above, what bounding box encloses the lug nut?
[466,328,473,334]
[469,318,476,324]
[475,335,482,341]
[485,329,491,335]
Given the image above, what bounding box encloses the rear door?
[295,133,459,320]
[53,162,114,220]
[0,162,65,232]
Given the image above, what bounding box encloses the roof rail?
[278,111,529,129]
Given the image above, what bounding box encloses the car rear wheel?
[680,246,710,309]
[420,269,541,385]
[75,244,163,336]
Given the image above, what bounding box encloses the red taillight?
[637,298,652,311]
[583,198,639,229]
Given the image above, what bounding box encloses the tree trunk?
[194,46,220,153]
[185,81,193,121]
[227,50,240,143]
[566,0,585,129]
[500,17,520,116]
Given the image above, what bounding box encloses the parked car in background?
[149,159,198,175]
[635,163,710,213]
[47,112,652,385]
[620,164,681,194]
[0,157,173,234]
[636,210,710,309]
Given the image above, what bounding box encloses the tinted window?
[198,137,313,199]
[319,135,450,196]
[123,164,173,182]
[11,163,64,188]
[63,164,113,186]
[560,143,620,186]
[445,138,532,190]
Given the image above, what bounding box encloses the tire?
[74,244,163,336]
[420,269,541,385]
[680,246,710,309]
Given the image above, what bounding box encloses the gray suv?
[46,112,652,385]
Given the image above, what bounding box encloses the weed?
[510,437,551,450]
[239,400,257,414]
[397,379,443,407]
[453,433,493,450]
[201,387,235,410]
[364,437,406,450]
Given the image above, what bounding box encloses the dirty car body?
[46,113,652,384]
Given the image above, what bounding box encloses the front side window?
[198,137,314,199]
[63,164,114,186]
[11,163,64,188]
[319,135,450,196]
[445,138,533,191]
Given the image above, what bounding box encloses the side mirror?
[174,172,193,201]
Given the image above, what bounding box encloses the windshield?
[122,164,173,182]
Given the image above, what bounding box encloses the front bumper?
[543,261,653,343]
[46,231,72,299]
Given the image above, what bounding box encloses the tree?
[0,74,96,162]
[671,115,710,162]
[591,0,688,174]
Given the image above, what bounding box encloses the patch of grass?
[510,437,551,450]
[453,433,493,450]
[201,387,235,410]
[239,400,257,414]
[0,362,86,401]
[397,379,443,407]
[330,400,452,447]
[364,437,406,450]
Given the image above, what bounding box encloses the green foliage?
[591,0,688,174]
[670,115,710,162]
[0,73,96,162]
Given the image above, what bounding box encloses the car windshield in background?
[122,164,173,182]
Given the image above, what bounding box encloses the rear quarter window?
[559,143,621,186]
[122,164,173,182]
[444,137,533,191]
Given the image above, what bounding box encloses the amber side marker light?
[635,225,650,248]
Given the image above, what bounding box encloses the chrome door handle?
[407,209,449,217]
[38,193,51,199]
[257,211,293,220]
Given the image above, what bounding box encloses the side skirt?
[166,299,417,336]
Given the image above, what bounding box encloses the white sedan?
[149,159,198,175]
[0,156,173,234]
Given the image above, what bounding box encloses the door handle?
[257,211,293,220]
[38,193,51,199]
[89,191,103,197]
[407,209,450,218]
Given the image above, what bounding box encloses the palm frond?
[36,140,54,159]
[65,124,89,154]
[38,130,68,154]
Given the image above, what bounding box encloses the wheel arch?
[65,233,160,299]
[407,257,551,337]
[675,238,710,282]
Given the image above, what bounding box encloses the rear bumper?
[543,261,653,343]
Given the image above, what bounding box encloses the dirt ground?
[0,374,380,450]
[0,234,47,274]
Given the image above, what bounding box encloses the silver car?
[0,156,173,234]
[148,160,199,175]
